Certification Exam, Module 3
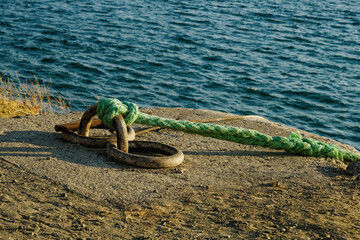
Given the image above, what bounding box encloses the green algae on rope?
[96,98,360,162]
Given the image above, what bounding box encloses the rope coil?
[97,98,360,162]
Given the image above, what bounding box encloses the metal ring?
[106,141,184,168]
[61,104,135,148]
[78,104,98,137]
[113,115,128,153]
[60,104,184,168]
[61,131,113,148]
[107,114,184,168]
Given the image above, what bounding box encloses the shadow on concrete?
[0,130,134,170]
[0,130,350,178]
[0,130,299,169]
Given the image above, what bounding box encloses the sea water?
[1,0,359,150]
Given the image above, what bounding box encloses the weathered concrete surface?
[2,108,360,239]
[0,108,357,207]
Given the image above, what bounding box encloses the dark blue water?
[1,0,359,150]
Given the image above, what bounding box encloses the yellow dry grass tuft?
[0,73,70,118]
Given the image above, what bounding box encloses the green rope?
[97,98,360,162]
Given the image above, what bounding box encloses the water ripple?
[1,0,359,150]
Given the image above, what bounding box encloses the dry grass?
[0,73,70,118]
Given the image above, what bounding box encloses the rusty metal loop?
[61,131,113,148]
[113,115,128,153]
[108,113,184,168]
[59,104,184,168]
[61,104,135,148]
[78,104,98,137]
[106,141,184,168]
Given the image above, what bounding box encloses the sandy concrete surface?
[1,108,360,239]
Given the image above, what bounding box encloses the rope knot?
[97,98,139,129]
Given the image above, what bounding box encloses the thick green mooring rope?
[97,98,359,162]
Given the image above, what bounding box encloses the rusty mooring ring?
[107,141,184,168]
[61,104,135,148]
[107,112,184,168]
[60,104,184,168]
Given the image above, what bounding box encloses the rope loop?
[123,101,139,125]
[97,98,139,129]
